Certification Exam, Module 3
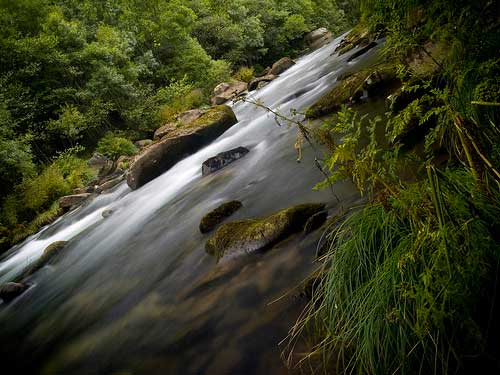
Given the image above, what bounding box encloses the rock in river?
[269,57,295,76]
[127,105,238,190]
[206,203,325,261]
[200,200,243,234]
[202,146,249,176]
[0,282,28,303]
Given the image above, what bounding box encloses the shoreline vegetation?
[285,1,500,374]
[1,0,499,374]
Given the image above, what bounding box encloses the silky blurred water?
[0,33,382,374]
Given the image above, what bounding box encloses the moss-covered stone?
[306,63,400,119]
[205,203,325,261]
[199,201,243,234]
[127,105,238,189]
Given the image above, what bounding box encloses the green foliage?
[303,170,500,374]
[233,66,255,83]
[95,133,137,161]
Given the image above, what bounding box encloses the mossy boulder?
[127,105,238,189]
[206,203,325,261]
[306,64,400,118]
[0,282,28,303]
[199,200,243,233]
[59,193,92,209]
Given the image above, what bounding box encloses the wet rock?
[202,147,249,176]
[303,211,328,234]
[255,67,270,78]
[127,105,238,190]
[95,174,124,193]
[306,64,399,118]
[200,201,243,234]
[102,209,114,218]
[248,74,277,91]
[59,193,92,209]
[346,41,378,62]
[0,282,28,302]
[269,57,295,76]
[257,81,270,90]
[134,139,153,148]
[88,153,114,177]
[23,241,68,278]
[305,27,333,50]
[206,203,325,261]
[211,81,247,106]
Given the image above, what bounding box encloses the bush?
[95,134,138,161]
[233,66,254,83]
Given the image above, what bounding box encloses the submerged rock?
[200,201,243,234]
[127,105,238,190]
[202,147,249,176]
[269,57,295,76]
[0,282,28,303]
[206,203,325,261]
[211,82,247,105]
[305,27,333,50]
[59,193,92,209]
[22,241,68,279]
[248,74,277,91]
[102,209,114,218]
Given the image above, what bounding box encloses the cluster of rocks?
[58,153,129,212]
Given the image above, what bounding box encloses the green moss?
[306,63,398,119]
[199,200,242,233]
[205,203,325,260]
[19,240,69,280]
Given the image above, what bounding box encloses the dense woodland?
[1,0,500,374]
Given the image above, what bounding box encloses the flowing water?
[0,34,383,374]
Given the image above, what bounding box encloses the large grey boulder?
[206,203,325,261]
[202,147,249,176]
[268,57,295,76]
[127,105,238,190]
[305,27,333,50]
[210,81,247,105]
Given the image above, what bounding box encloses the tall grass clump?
[295,169,500,374]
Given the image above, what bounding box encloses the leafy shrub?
[96,134,138,161]
[233,66,254,83]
